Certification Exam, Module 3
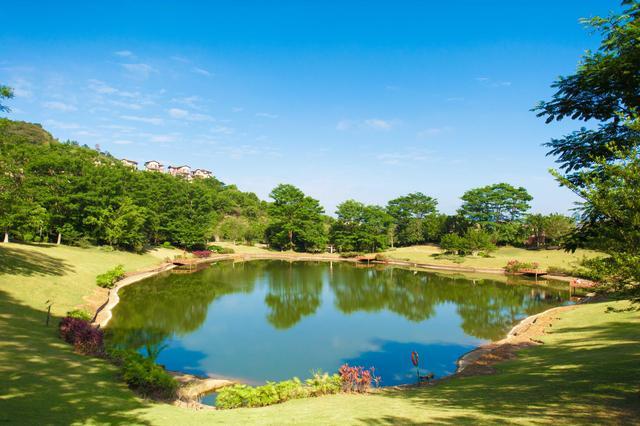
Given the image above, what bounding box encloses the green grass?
[383,244,603,270]
[0,243,638,425]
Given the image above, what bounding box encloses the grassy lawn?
[383,244,603,270]
[1,243,638,425]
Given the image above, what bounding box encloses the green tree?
[386,192,438,246]
[440,228,496,256]
[331,200,393,252]
[458,183,532,245]
[266,184,327,251]
[536,1,640,298]
[0,85,13,113]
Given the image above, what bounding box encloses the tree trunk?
[57,232,62,245]
[288,230,293,250]
[3,232,8,243]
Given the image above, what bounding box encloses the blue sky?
[0,1,619,215]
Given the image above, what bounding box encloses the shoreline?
[90,251,587,404]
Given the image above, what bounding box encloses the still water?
[107,260,569,386]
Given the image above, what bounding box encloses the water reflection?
[107,260,569,385]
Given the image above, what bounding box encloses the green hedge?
[96,265,125,288]
[216,372,341,409]
[107,348,178,400]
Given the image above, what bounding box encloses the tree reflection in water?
[107,260,568,368]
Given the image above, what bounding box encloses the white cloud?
[42,101,77,112]
[88,79,139,98]
[232,107,243,113]
[121,63,157,78]
[170,56,190,63]
[109,100,143,110]
[113,139,133,145]
[167,108,213,122]
[11,78,33,98]
[211,125,234,135]
[45,119,81,129]
[120,115,164,125]
[256,112,278,119]
[114,50,134,57]
[192,67,212,77]
[168,108,189,119]
[73,130,100,137]
[364,118,393,130]
[171,96,201,109]
[475,77,512,88]
[337,118,398,131]
[417,126,453,138]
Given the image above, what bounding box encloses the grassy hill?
[0,243,637,424]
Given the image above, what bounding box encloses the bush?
[96,265,125,288]
[59,317,104,355]
[339,251,362,258]
[161,241,173,248]
[192,250,212,258]
[440,229,496,256]
[209,244,235,254]
[374,254,388,262]
[107,348,178,400]
[338,364,380,393]
[216,371,341,409]
[100,245,115,252]
[504,260,539,273]
[66,309,93,321]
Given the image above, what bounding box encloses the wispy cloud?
[170,55,190,63]
[114,50,134,58]
[364,118,394,130]
[120,115,164,125]
[256,112,278,119]
[211,125,234,135]
[42,101,77,112]
[337,118,397,131]
[45,119,81,129]
[475,77,511,87]
[417,126,453,138]
[232,106,243,113]
[122,63,157,78]
[11,78,33,98]
[88,79,139,98]
[168,108,213,122]
[171,96,201,109]
[192,67,212,77]
[113,139,133,145]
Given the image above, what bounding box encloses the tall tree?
[386,192,438,246]
[331,200,393,252]
[459,183,532,224]
[266,184,327,251]
[536,1,640,297]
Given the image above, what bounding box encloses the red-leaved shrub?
[338,364,380,392]
[59,316,104,356]
[192,250,212,258]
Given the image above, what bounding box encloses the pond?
[107,260,570,389]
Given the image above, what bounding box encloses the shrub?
[107,348,178,400]
[192,250,212,258]
[338,364,380,393]
[440,229,496,256]
[100,245,115,252]
[66,309,93,321]
[339,251,361,258]
[59,317,104,355]
[209,244,235,254]
[161,241,173,248]
[96,265,125,288]
[504,260,539,273]
[216,372,341,409]
[374,254,388,262]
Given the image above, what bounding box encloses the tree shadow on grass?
[0,290,154,425]
[0,245,74,277]
[357,303,640,425]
